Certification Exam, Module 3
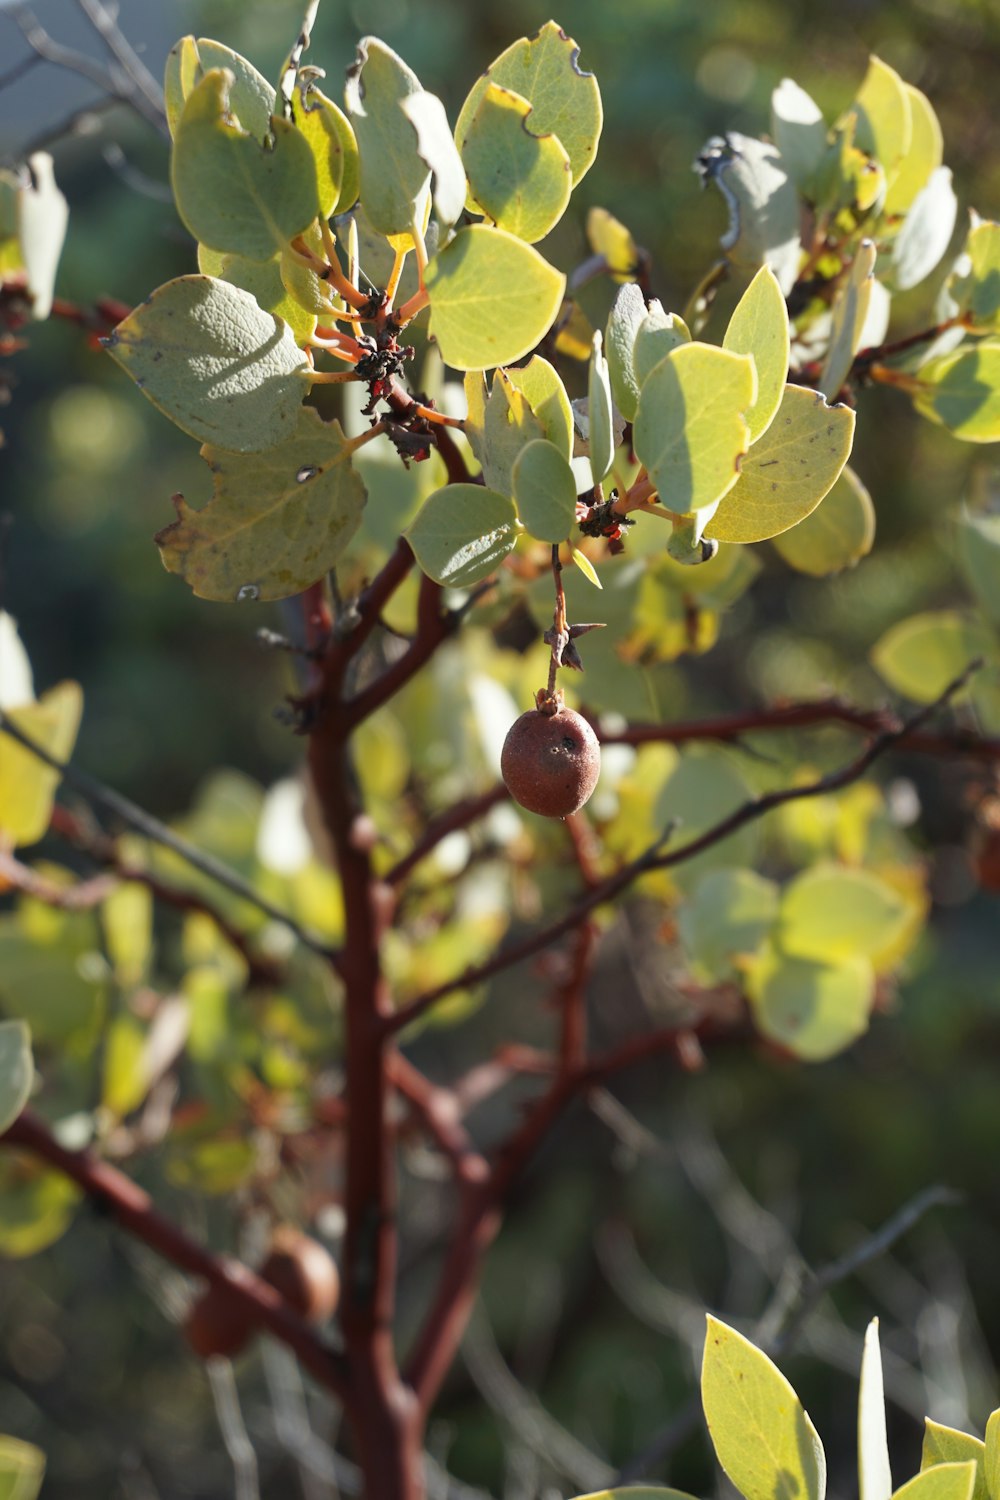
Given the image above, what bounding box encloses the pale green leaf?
[892,169,957,293]
[679,868,778,983]
[851,55,912,189]
[771,78,828,190]
[654,748,756,882]
[294,87,353,219]
[458,81,572,243]
[171,70,319,260]
[983,1411,1000,1500]
[707,385,855,544]
[104,275,308,452]
[901,1463,978,1500]
[871,611,993,703]
[948,222,1000,333]
[699,131,801,295]
[454,20,602,188]
[155,407,366,602]
[913,342,1000,441]
[344,36,430,237]
[15,152,68,321]
[772,465,874,575]
[570,547,602,588]
[0,1435,45,1500]
[406,484,519,587]
[633,342,756,516]
[0,682,83,848]
[956,506,1000,628]
[0,1154,80,1257]
[884,84,943,215]
[922,1423,986,1486]
[402,89,467,229]
[820,239,876,399]
[164,35,201,137]
[746,946,875,1060]
[0,1020,33,1136]
[702,1315,827,1500]
[588,332,615,482]
[859,1320,892,1500]
[189,38,276,140]
[512,439,577,542]
[217,251,317,343]
[723,266,790,442]
[605,282,648,422]
[632,301,691,388]
[779,864,912,964]
[425,224,566,370]
[481,371,545,496]
[505,356,574,461]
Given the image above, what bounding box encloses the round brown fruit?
[259,1227,340,1324]
[501,706,601,818]
[183,1285,250,1360]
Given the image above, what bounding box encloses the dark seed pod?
[501,705,601,818]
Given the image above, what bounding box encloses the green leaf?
[216,251,317,343]
[851,55,912,190]
[407,484,519,587]
[171,70,319,260]
[294,87,354,219]
[164,35,201,137]
[891,167,957,293]
[588,332,615,483]
[104,275,308,452]
[819,240,876,399]
[14,152,68,321]
[679,868,779,983]
[859,1319,892,1500]
[571,547,602,588]
[699,131,801,295]
[458,81,573,243]
[871,611,993,703]
[771,465,875,575]
[983,1411,1000,1500]
[913,342,1000,441]
[707,386,855,544]
[632,301,690,388]
[0,1020,33,1135]
[0,1153,80,1257]
[454,20,602,188]
[571,1491,700,1500]
[481,370,546,496]
[586,205,640,279]
[779,864,912,964]
[745,946,875,1060]
[155,407,366,603]
[605,282,648,422]
[949,222,1000,333]
[884,83,943,216]
[401,90,467,229]
[956,506,1000,628]
[0,682,83,848]
[922,1424,986,1484]
[102,1014,149,1119]
[633,342,756,516]
[901,1464,979,1500]
[505,356,574,461]
[167,1135,258,1195]
[654,748,756,881]
[344,36,430,237]
[770,78,828,191]
[0,1435,45,1500]
[102,883,153,988]
[425,224,566,371]
[187,38,276,140]
[723,266,790,442]
[512,439,577,542]
[702,1315,827,1500]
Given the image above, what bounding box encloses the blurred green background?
[3,1,1000,1497]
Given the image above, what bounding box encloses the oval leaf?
[459,80,573,243]
[505,356,574,461]
[892,167,957,292]
[884,83,943,216]
[698,132,801,295]
[871,610,993,703]
[779,864,912,965]
[295,86,355,219]
[949,222,1000,333]
[745,947,875,1061]
[913,342,1000,442]
[407,484,519,587]
[899,1465,978,1500]
[482,370,546,496]
[633,342,756,516]
[605,282,648,423]
[0,1435,45,1500]
[345,36,431,237]
[512,439,577,542]
[922,1423,986,1489]
[771,465,875,576]
[0,682,83,848]
[723,266,790,442]
[679,867,779,983]
[707,385,855,544]
[703,1315,827,1500]
[0,1020,33,1135]
[425,224,566,371]
[632,301,690,389]
[771,78,827,190]
[851,55,912,189]
[104,276,308,452]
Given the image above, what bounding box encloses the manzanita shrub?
[3,8,1000,1497]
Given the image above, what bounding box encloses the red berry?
[183,1284,250,1360]
[260,1227,340,1324]
[501,706,601,818]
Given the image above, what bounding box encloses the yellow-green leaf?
[707,385,855,544]
[512,439,577,542]
[481,370,545,496]
[344,36,430,237]
[679,868,778,983]
[104,275,309,452]
[850,55,912,190]
[454,20,602,188]
[187,38,276,141]
[571,547,602,588]
[891,167,957,292]
[102,1014,149,1119]
[0,1020,33,1136]
[171,70,319,261]
[859,1320,892,1500]
[294,87,353,219]
[884,83,943,216]
[155,407,366,602]
[702,1315,827,1500]
[871,611,993,703]
[901,1464,979,1500]
[164,35,201,137]
[216,251,317,343]
[459,81,572,243]
[723,266,790,442]
[779,864,912,965]
[633,342,756,516]
[949,222,1000,334]
[586,206,640,280]
[921,1426,987,1500]
[572,1491,700,1500]
[983,1411,1000,1500]
[0,1434,45,1500]
[406,483,519,587]
[745,945,875,1060]
[632,301,690,388]
[913,341,1000,441]
[771,464,875,575]
[103,883,153,988]
[425,224,566,371]
[0,1153,80,1257]
[505,356,574,461]
[588,332,615,483]
[819,239,876,399]
[0,682,83,848]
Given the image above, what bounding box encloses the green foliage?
[344,37,430,238]
[512,439,577,543]
[406,484,520,587]
[458,81,573,243]
[0,1022,33,1137]
[0,1434,45,1500]
[424,225,566,370]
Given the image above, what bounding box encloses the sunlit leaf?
[505,356,574,461]
[850,55,912,191]
[707,386,855,544]
[899,1464,978,1500]
[892,168,957,293]
[871,611,993,702]
[13,152,68,322]
[779,864,913,964]
[407,484,519,586]
[481,370,545,496]
[771,465,875,575]
[0,1153,81,1257]
[0,1434,45,1500]
[912,341,1000,441]
[983,1411,1000,1500]
[512,439,577,542]
[0,1020,32,1136]
[588,332,615,482]
[164,35,201,137]
[102,1014,149,1119]
[633,342,756,516]
[921,1422,986,1491]
[155,407,366,602]
[425,225,566,370]
[458,81,572,243]
[679,867,778,983]
[948,222,1000,334]
[723,266,789,442]
[0,682,83,848]
[344,36,430,237]
[104,275,308,452]
[102,883,153,988]
[698,131,801,294]
[571,547,602,588]
[401,89,467,228]
[571,1491,699,1500]
[884,83,943,215]
[294,87,354,219]
[186,38,276,140]
[586,206,640,280]
[859,1320,892,1500]
[745,945,875,1060]
[605,281,648,422]
[702,1315,827,1500]
[632,302,691,388]
[820,239,876,399]
[216,251,317,343]
[771,78,827,190]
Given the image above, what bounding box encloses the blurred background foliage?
[3,1,1000,1497]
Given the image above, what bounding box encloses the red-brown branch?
[385,784,511,888]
